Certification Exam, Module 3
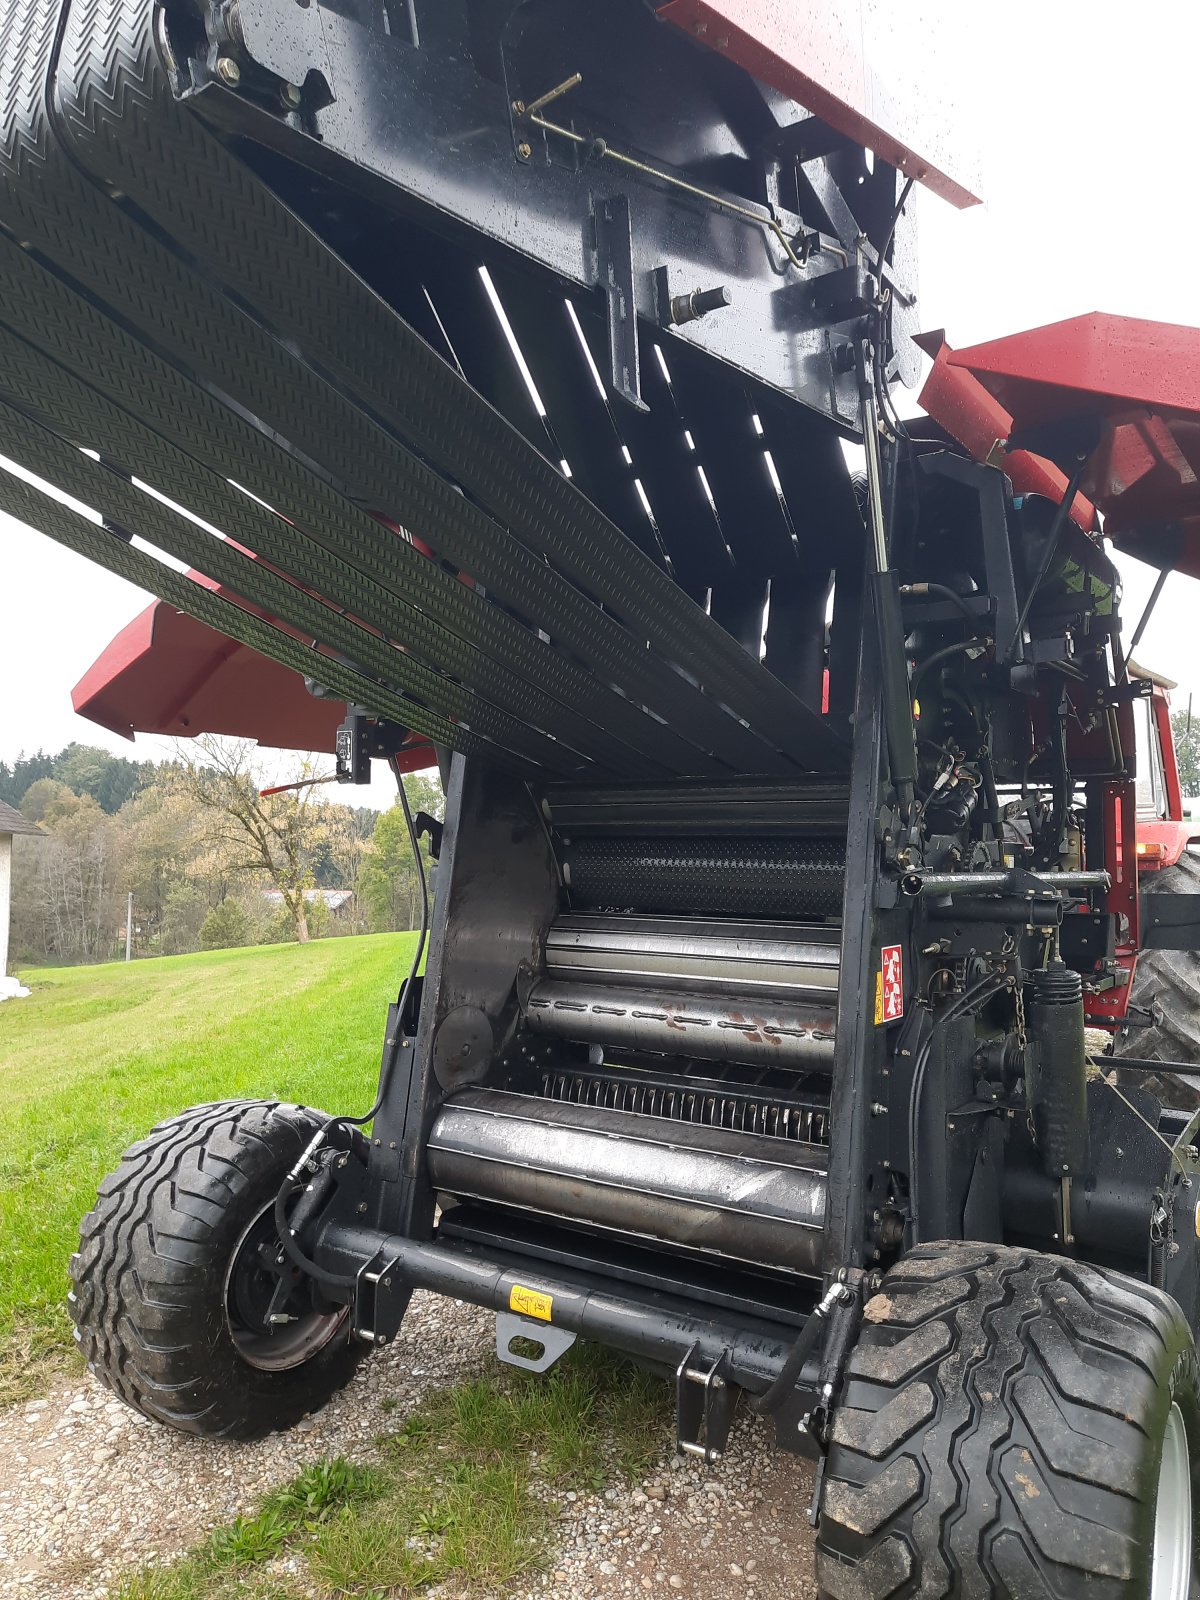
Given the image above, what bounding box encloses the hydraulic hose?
[748,1279,850,1417]
[273,756,432,1291]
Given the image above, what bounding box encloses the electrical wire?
[272,755,432,1290]
[906,971,1007,1242]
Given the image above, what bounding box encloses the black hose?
[273,756,433,1291]
[906,972,1006,1243]
[904,582,978,625]
[915,633,992,697]
[748,1291,840,1417]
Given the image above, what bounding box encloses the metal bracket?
[495,1311,577,1373]
[595,194,647,412]
[353,1250,403,1346]
[675,1343,734,1464]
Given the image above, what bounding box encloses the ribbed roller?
[562,836,846,918]
[427,1088,827,1274]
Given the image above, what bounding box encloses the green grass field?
[0,935,415,1403]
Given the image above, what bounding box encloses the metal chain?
[1014,979,1028,1057]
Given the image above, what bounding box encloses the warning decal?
[880,944,904,1023]
[509,1284,553,1322]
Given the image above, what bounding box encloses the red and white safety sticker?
[876,943,904,1024]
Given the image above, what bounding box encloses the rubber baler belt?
[0,324,673,779]
[563,837,847,920]
[0,0,849,781]
[0,461,515,768]
[0,237,710,778]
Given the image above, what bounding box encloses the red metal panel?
[656,0,981,208]
[72,593,436,766]
[916,331,1096,529]
[948,314,1200,424]
[945,315,1200,582]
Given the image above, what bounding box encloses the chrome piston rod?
[427,1088,828,1274]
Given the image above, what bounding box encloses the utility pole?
[125,892,133,962]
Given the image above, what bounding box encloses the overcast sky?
[1,1,1197,811]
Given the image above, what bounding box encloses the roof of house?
[262,887,354,910]
[0,799,44,838]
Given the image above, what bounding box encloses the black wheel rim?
[223,1197,349,1372]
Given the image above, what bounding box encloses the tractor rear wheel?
[69,1099,366,1440]
[1116,850,1200,1066]
[815,1241,1199,1599]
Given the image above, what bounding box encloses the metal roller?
[562,835,845,918]
[524,979,837,1069]
[544,914,841,1002]
[427,1089,827,1274]
[542,780,851,836]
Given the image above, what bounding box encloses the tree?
[159,883,209,955]
[15,794,126,963]
[357,774,442,932]
[200,898,252,950]
[20,777,82,825]
[1172,708,1200,797]
[172,737,352,943]
[0,751,54,809]
[53,744,151,815]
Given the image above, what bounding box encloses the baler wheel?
[68,1100,366,1440]
[815,1241,1199,1599]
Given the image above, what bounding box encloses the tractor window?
[1133,693,1169,819]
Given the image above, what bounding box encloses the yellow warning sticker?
[874,970,884,1025]
[509,1284,553,1322]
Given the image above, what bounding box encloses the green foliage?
[112,1457,383,1600]
[1172,708,1200,796]
[5,736,421,965]
[53,743,153,814]
[0,749,54,809]
[0,934,415,1402]
[158,884,209,957]
[19,777,80,825]
[0,744,152,816]
[357,776,442,933]
[199,897,252,950]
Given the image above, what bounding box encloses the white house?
[0,799,43,993]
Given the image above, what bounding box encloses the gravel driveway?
[1,1293,817,1600]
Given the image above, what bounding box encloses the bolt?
[512,99,526,114]
[517,141,532,160]
[280,81,303,110]
[388,1141,397,1150]
[870,1102,887,1116]
[375,1333,387,1346]
[216,56,241,87]
[357,1202,368,1214]
[382,1276,393,1288]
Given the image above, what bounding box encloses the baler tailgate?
[0,0,849,779]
